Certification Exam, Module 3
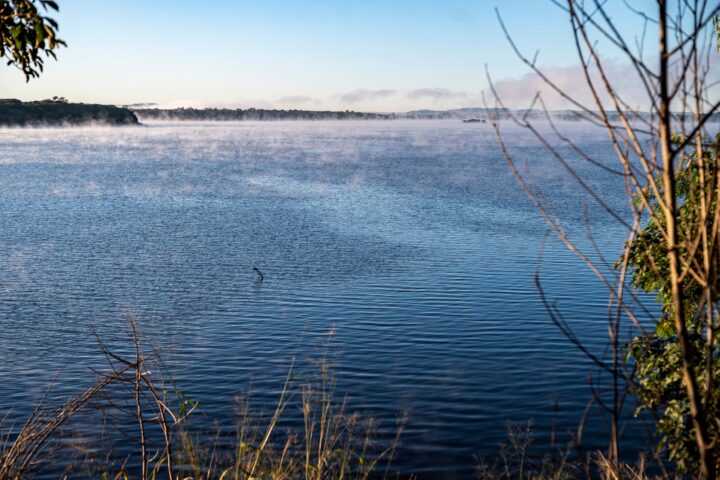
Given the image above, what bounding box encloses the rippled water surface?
[0,121,639,478]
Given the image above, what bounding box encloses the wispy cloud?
[132,86,485,112]
[149,99,213,109]
[276,95,317,106]
[487,60,652,110]
[122,102,158,109]
[406,88,468,100]
[337,88,397,103]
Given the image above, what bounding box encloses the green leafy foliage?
[0,0,65,81]
[625,135,720,324]
[621,134,720,474]
[627,328,718,473]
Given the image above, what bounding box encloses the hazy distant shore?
[132,107,391,122]
[131,106,513,122]
[2,99,718,127]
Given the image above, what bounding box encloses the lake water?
[0,120,645,478]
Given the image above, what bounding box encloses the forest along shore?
[0,98,139,126]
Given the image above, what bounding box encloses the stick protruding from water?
[252,266,264,282]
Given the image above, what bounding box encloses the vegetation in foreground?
[489,2,720,478]
[625,135,720,475]
[0,321,404,480]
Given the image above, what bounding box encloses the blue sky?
[0,1,675,111]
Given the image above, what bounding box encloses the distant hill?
[132,107,390,121]
[0,99,139,126]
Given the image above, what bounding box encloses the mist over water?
[0,120,643,478]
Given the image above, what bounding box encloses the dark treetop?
[0,98,139,126]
